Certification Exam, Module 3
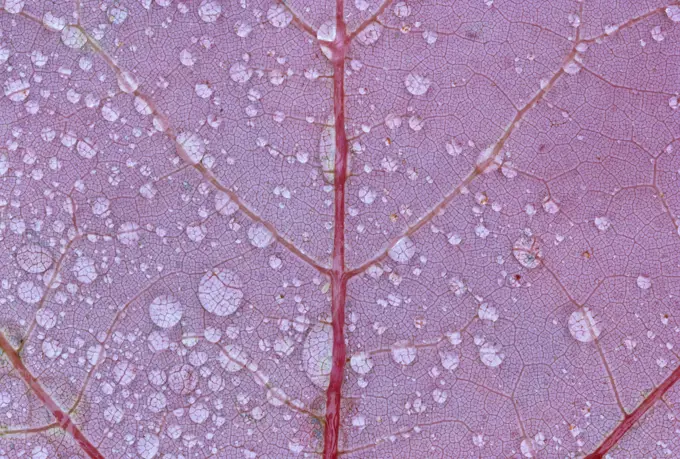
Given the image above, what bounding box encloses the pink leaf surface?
[1,1,680,458]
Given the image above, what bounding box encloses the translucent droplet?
[350,352,374,374]
[198,269,243,316]
[388,236,416,263]
[479,342,504,367]
[61,26,87,49]
[248,223,274,248]
[229,62,253,83]
[405,73,431,96]
[117,222,140,246]
[391,340,417,365]
[16,244,53,273]
[512,235,541,269]
[568,307,601,343]
[357,23,383,46]
[176,132,205,164]
[302,323,333,388]
[637,275,651,290]
[197,0,221,23]
[267,5,292,28]
[72,256,97,284]
[149,295,183,329]
[137,433,160,459]
[17,281,43,304]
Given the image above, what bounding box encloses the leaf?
[1,1,680,459]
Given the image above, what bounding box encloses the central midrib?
[324,0,349,457]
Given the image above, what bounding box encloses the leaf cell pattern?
[1,1,680,459]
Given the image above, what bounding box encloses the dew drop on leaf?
[267,5,293,29]
[302,323,333,388]
[404,73,431,96]
[350,352,374,375]
[479,342,504,368]
[149,295,183,329]
[198,269,244,316]
[248,223,274,248]
[391,340,417,365]
[388,236,416,263]
[568,307,601,343]
[16,244,53,273]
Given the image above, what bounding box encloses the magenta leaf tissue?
[1,0,680,458]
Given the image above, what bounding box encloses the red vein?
[0,333,103,459]
[323,0,349,457]
[585,364,680,458]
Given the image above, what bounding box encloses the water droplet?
[384,113,402,129]
[393,1,411,18]
[248,223,274,248]
[439,348,459,370]
[103,404,124,424]
[520,438,536,458]
[269,255,282,270]
[168,363,198,394]
[235,21,253,38]
[563,60,581,75]
[4,0,24,14]
[101,103,119,122]
[198,269,244,316]
[189,402,210,424]
[107,5,128,25]
[667,6,680,22]
[568,307,601,343]
[302,323,333,388]
[219,344,248,372]
[423,30,438,45]
[137,433,160,459]
[186,222,207,242]
[359,187,377,205]
[197,0,221,23]
[117,222,140,246]
[229,62,253,83]
[180,49,195,66]
[3,79,30,102]
[194,82,213,98]
[17,281,43,304]
[35,309,57,329]
[139,182,157,199]
[117,71,138,94]
[215,190,238,215]
[391,340,417,365]
[350,352,374,374]
[61,26,87,49]
[405,73,431,96]
[479,342,504,367]
[357,23,383,46]
[512,235,542,269]
[317,21,336,41]
[432,388,448,404]
[113,360,137,386]
[17,244,53,273]
[477,303,499,322]
[388,236,416,263]
[595,216,611,231]
[42,338,62,359]
[651,25,665,42]
[176,132,205,164]
[637,275,651,290]
[542,198,559,214]
[267,5,292,28]
[72,256,98,284]
[149,295,183,329]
